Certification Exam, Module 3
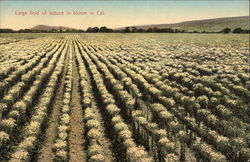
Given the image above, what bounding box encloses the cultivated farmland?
[0,33,249,162]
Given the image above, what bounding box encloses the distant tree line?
[121,27,186,33]
[220,27,250,34]
[86,26,113,33]
[0,26,249,34]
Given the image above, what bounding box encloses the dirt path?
[69,49,86,162]
[37,43,70,162]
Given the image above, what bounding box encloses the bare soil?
[68,51,86,162]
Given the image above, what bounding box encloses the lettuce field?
[0,33,249,162]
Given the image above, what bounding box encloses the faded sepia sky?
[0,1,249,30]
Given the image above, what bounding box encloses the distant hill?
[120,16,249,32]
[31,25,78,31]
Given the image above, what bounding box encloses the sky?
[0,0,249,30]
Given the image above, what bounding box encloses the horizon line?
[1,15,249,30]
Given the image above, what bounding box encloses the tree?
[18,29,32,33]
[0,29,15,33]
[146,28,153,33]
[152,27,160,33]
[123,27,131,33]
[99,26,113,33]
[51,29,57,33]
[131,27,137,33]
[243,29,250,33]
[221,27,231,33]
[175,29,180,33]
[86,27,99,33]
[65,29,72,33]
[78,29,85,33]
[232,28,243,33]
[137,28,145,33]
